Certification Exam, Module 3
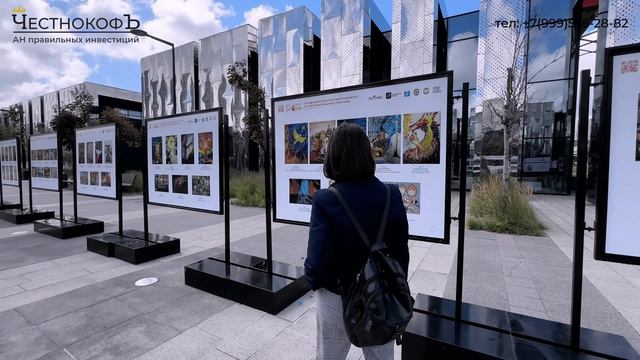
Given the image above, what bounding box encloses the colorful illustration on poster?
[95,141,103,164]
[155,174,169,192]
[86,142,94,164]
[289,178,320,205]
[284,123,308,164]
[78,143,85,164]
[198,132,213,164]
[105,141,113,164]
[368,115,401,164]
[309,121,336,164]
[386,182,421,214]
[101,172,111,187]
[181,134,194,164]
[152,136,163,164]
[80,171,88,185]
[403,112,441,164]
[89,171,99,185]
[636,93,640,161]
[337,118,366,133]
[166,135,178,164]
[172,175,188,194]
[192,175,210,196]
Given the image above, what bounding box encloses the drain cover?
[134,277,158,287]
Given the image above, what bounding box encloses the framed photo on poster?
[595,43,640,265]
[76,124,117,199]
[146,108,223,214]
[271,73,453,243]
[0,137,21,187]
[30,133,59,191]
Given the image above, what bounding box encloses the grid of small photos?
[77,140,113,188]
[30,148,58,180]
[151,131,213,197]
[1,144,19,183]
[283,113,440,215]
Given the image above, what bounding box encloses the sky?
[1,0,480,107]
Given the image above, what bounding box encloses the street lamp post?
[131,29,177,115]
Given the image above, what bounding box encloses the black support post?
[570,69,591,349]
[116,124,123,236]
[455,82,470,321]
[72,133,78,222]
[263,110,273,273]
[28,138,33,212]
[17,137,24,209]
[142,119,149,242]
[56,131,63,220]
[224,115,230,265]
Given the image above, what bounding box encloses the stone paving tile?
[135,327,222,360]
[35,349,75,360]
[507,294,547,313]
[503,275,537,289]
[146,290,233,332]
[288,307,316,339]
[37,298,142,346]
[409,269,448,297]
[16,286,113,325]
[198,304,265,340]
[276,291,315,323]
[0,325,57,360]
[215,313,290,359]
[249,328,315,360]
[66,315,179,360]
[1,284,25,298]
[0,309,31,337]
[506,283,541,299]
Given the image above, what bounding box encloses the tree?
[50,87,95,150]
[226,61,266,147]
[99,107,142,148]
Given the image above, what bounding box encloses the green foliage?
[99,107,142,148]
[226,61,266,147]
[124,170,143,193]
[229,171,265,208]
[50,87,95,150]
[468,176,545,236]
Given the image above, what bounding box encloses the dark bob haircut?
[324,123,375,181]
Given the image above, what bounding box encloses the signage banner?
[0,138,20,187]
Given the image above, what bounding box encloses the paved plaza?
[0,185,639,359]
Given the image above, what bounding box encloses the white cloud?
[243,4,276,29]
[0,0,93,106]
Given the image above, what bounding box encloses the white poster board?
[146,109,222,213]
[272,74,451,241]
[0,138,20,187]
[30,133,59,191]
[76,124,117,199]
[596,46,640,263]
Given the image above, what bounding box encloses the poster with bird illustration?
[285,123,308,164]
[403,112,441,164]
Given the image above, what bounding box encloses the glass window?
[447,12,479,42]
[448,38,478,91]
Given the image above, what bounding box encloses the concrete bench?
[122,173,137,189]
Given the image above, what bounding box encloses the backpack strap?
[328,184,391,251]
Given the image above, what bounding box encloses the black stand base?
[0,208,55,224]
[402,294,638,360]
[0,203,22,211]
[184,251,310,315]
[34,216,104,239]
[86,229,180,264]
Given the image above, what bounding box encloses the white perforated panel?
[391,0,435,79]
[607,0,640,47]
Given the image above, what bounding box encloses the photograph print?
[284,123,308,164]
[337,118,367,133]
[95,141,103,164]
[289,178,321,205]
[192,175,211,196]
[86,142,94,164]
[154,174,169,192]
[181,134,194,164]
[309,121,335,164]
[78,143,85,164]
[152,136,163,164]
[89,172,99,185]
[172,175,188,194]
[386,182,421,214]
[166,135,178,164]
[104,141,113,164]
[80,171,88,185]
[403,112,441,164]
[368,115,401,164]
[101,172,111,187]
[198,132,213,165]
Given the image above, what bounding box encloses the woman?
[305,123,410,360]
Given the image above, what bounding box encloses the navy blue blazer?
[304,177,410,294]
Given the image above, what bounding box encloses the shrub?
[229,171,265,208]
[468,176,544,236]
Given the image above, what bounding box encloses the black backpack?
[328,185,414,348]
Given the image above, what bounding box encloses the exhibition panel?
[30,133,59,191]
[596,44,640,265]
[146,109,223,213]
[0,138,20,187]
[272,73,452,242]
[76,124,117,199]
